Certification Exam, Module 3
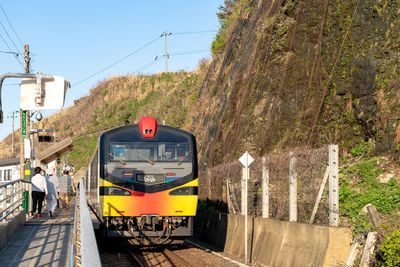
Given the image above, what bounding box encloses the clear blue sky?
[0,1,224,141]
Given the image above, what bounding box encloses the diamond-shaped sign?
[239,151,254,167]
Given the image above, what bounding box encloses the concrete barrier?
[251,218,329,266]
[223,214,253,259]
[0,210,26,252]
[194,213,352,267]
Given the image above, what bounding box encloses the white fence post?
[289,152,297,222]
[262,156,269,218]
[329,144,339,226]
[240,166,249,264]
[241,167,246,215]
[359,232,377,267]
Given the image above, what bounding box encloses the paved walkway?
[0,198,75,267]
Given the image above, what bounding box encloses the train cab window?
[109,142,191,163]
[110,144,128,161]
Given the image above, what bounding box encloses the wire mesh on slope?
[199,146,330,224]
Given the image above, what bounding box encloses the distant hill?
[0,68,208,169]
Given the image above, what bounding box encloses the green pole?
[24,162,31,181]
[22,190,28,212]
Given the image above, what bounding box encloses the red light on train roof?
[139,117,157,138]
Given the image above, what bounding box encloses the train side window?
[0,170,2,182]
[111,145,127,160]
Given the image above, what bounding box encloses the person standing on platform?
[58,170,72,210]
[31,167,47,218]
[45,166,59,217]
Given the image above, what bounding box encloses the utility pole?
[20,44,30,180]
[163,32,171,73]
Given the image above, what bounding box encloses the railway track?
[126,240,194,267]
[97,234,240,267]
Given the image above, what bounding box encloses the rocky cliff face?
[1,0,399,170]
[190,0,400,167]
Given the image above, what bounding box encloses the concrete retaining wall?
[0,210,26,252]
[194,213,352,267]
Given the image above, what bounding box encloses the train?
[85,117,198,244]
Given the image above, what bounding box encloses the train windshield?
[109,142,191,163]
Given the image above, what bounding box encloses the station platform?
[0,198,75,267]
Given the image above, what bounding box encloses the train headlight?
[100,186,131,196]
[169,186,198,195]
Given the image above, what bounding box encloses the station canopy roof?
[36,137,73,165]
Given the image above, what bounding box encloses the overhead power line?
[169,49,210,56]
[0,4,24,47]
[0,31,12,51]
[132,56,163,74]
[131,49,209,74]
[72,30,215,88]
[171,30,217,35]
[72,35,162,88]
[0,50,18,55]
[0,31,22,67]
[0,21,21,54]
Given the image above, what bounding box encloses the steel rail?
[0,179,28,222]
[126,250,146,267]
[163,248,194,267]
[0,188,24,205]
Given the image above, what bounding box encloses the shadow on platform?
[0,197,75,267]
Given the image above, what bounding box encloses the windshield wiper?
[108,153,126,165]
[177,150,191,166]
[138,153,155,165]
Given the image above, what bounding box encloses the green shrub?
[380,230,400,266]
[340,159,400,235]
[211,30,227,56]
[351,142,371,157]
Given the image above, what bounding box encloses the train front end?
[94,117,198,244]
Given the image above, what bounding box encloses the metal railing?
[0,179,29,222]
[71,179,101,267]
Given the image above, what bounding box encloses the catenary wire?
[0,34,23,66]
[72,35,162,88]
[0,4,24,47]
[0,31,12,51]
[0,21,21,54]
